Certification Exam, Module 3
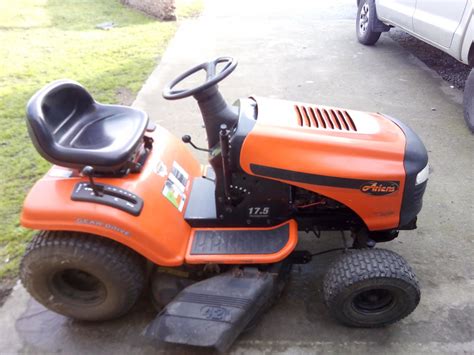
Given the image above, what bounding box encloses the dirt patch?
[0,276,16,307]
[121,0,176,21]
[116,87,136,106]
[389,29,471,90]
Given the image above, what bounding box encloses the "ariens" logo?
[360,181,399,196]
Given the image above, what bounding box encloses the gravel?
[389,29,471,90]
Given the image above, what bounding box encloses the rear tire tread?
[20,231,146,321]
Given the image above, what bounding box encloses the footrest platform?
[185,220,297,264]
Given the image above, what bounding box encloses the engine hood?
[240,97,409,231]
[241,97,406,178]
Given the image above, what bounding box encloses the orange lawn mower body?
[19,58,428,352]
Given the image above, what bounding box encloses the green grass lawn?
[0,0,202,280]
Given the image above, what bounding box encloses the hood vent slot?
[295,105,357,132]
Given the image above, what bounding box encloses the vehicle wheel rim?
[359,2,370,34]
[50,268,107,305]
[352,288,394,314]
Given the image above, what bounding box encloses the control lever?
[81,166,102,197]
[219,124,233,202]
[181,135,210,152]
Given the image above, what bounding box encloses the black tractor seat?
[26,80,149,173]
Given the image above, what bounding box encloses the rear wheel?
[20,231,146,321]
[323,248,420,327]
[463,68,474,133]
[356,0,382,45]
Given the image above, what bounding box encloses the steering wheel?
[162,57,237,100]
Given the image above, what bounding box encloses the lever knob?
[81,165,94,177]
[181,135,210,152]
[81,166,101,197]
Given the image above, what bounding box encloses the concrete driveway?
[1,0,473,353]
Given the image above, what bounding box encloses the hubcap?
[359,2,370,34]
[352,288,394,314]
[51,268,106,305]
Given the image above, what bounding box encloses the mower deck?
[146,267,286,352]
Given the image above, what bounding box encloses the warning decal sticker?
[162,161,189,212]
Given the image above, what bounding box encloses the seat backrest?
[26,80,150,173]
[27,80,94,155]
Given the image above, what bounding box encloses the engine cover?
[240,97,426,231]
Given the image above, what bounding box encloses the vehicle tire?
[20,231,146,321]
[463,68,474,133]
[356,0,382,45]
[323,248,420,327]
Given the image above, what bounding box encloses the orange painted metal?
[185,220,298,264]
[21,126,202,266]
[240,97,407,231]
[21,96,407,266]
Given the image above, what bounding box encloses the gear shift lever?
[81,166,102,196]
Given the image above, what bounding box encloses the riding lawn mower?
[19,57,429,352]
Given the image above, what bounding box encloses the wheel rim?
[352,288,395,314]
[50,268,107,305]
[359,2,370,35]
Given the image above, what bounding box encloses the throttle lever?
[182,135,211,152]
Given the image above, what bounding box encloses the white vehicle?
[356,0,474,132]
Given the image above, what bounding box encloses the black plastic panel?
[384,115,428,228]
[184,177,217,223]
[145,268,276,352]
[250,164,395,190]
[191,223,289,255]
[71,182,143,216]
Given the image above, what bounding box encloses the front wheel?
[20,231,146,321]
[463,68,474,133]
[356,0,382,45]
[323,248,420,327]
